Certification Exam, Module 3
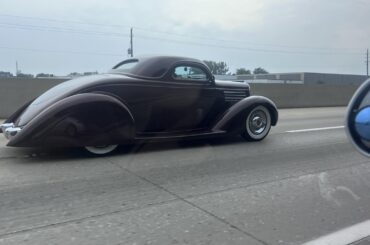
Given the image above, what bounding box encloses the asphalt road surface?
[0,107,370,245]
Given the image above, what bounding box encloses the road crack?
[108,158,270,245]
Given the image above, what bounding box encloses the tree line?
[203,60,268,75]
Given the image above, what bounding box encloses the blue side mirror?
[346,79,370,156]
[354,107,370,141]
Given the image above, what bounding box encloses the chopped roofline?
[109,55,211,79]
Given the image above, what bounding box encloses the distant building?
[36,73,54,78]
[0,71,14,77]
[68,71,98,78]
[83,71,98,76]
[214,75,237,81]
[236,72,368,85]
[16,73,34,78]
[68,72,82,77]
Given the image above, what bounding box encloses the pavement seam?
[0,152,184,240]
[0,147,364,241]
[0,156,19,161]
[0,155,366,241]
[183,159,370,200]
[0,198,180,240]
[108,159,269,245]
[0,134,348,163]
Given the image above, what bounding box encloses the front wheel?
[241,105,271,141]
[84,145,118,155]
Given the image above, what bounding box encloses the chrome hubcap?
[248,110,267,135]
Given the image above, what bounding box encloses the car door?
[156,63,225,132]
[102,63,226,134]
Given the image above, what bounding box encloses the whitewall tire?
[84,145,118,155]
[241,105,271,141]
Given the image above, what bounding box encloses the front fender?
[213,96,278,133]
[8,93,135,147]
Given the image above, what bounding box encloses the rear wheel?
[84,145,118,155]
[241,105,271,141]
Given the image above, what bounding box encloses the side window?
[173,66,208,81]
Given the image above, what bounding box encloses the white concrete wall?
[250,83,358,108]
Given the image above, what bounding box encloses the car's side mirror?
[346,78,370,156]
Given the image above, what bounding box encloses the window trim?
[167,62,212,84]
[172,65,208,82]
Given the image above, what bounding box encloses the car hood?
[15,74,127,127]
[215,80,250,89]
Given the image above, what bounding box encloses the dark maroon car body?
[0,56,278,150]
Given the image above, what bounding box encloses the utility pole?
[15,61,19,76]
[128,27,133,57]
[366,49,369,77]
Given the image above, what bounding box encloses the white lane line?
[286,126,344,133]
[303,219,370,245]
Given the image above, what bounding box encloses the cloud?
[163,0,265,30]
[1,0,370,74]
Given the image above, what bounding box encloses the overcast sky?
[1,0,369,75]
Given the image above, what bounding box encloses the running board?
[135,130,226,142]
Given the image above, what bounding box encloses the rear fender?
[213,96,278,133]
[8,93,135,147]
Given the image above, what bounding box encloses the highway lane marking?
[286,126,344,133]
[303,219,370,245]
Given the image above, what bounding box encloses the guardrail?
[0,77,360,118]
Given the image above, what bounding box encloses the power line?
[129,27,133,57]
[134,34,362,56]
[0,22,129,37]
[0,23,363,56]
[0,13,363,53]
[0,46,122,57]
[366,49,369,76]
[0,13,131,29]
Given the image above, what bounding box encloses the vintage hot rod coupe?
[1,56,278,155]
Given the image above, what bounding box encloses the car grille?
[223,90,247,102]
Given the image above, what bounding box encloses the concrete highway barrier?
[249,83,359,108]
[0,77,360,118]
[0,77,68,118]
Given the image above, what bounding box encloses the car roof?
[111,55,210,79]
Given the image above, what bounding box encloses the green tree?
[36,73,54,78]
[253,67,269,74]
[17,73,34,78]
[203,60,229,75]
[236,68,251,75]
